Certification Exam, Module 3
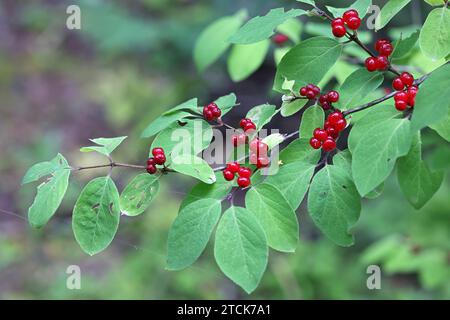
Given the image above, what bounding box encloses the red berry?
[400,72,414,87]
[238,167,252,178]
[379,43,393,57]
[232,133,247,147]
[324,121,331,129]
[365,57,378,72]
[313,128,328,141]
[256,156,270,169]
[249,139,268,155]
[392,78,405,91]
[154,153,166,165]
[310,138,322,149]
[395,100,408,111]
[321,102,331,110]
[319,94,328,105]
[322,138,337,152]
[223,169,235,181]
[152,148,164,156]
[375,39,389,52]
[239,118,250,129]
[327,90,340,103]
[332,24,347,38]
[147,157,156,166]
[331,18,345,27]
[273,34,289,45]
[249,153,258,165]
[335,119,347,132]
[407,91,416,107]
[394,92,407,101]
[226,162,240,173]
[346,17,361,30]
[376,56,389,70]
[328,111,343,124]
[326,127,339,139]
[300,87,308,96]
[207,102,218,109]
[409,85,419,92]
[306,90,316,99]
[203,109,214,121]
[311,85,321,95]
[211,106,221,118]
[243,122,256,132]
[146,165,157,175]
[237,177,251,188]
[343,9,359,23]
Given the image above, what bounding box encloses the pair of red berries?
[365,39,394,72]
[332,9,361,38]
[394,86,418,111]
[300,84,321,100]
[203,102,221,121]
[249,138,270,169]
[231,118,257,147]
[239,118,257,133]
[146,147,166,174]
[319,90,340,110]
[309,111,346,152]
[223,162,252,188]
[273,33,289,45]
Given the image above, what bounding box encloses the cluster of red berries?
[393,72,418,111]
[203,102,221,121]
[231,118,257,147]
[309,111,346,152]
[249,138,270,169]
[318,90,340,110]
[223,162,252,188]
[300,84,321,100]
[331,9,361,38]
[273,33,289,45]
[146,147,166,174]
[365,39,393,72]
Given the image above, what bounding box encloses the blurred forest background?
[0,0,449,299]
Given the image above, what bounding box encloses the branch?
[342,73,430,116]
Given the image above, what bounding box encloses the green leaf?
[141,111,192,138]
[25,154,71,228]
[179,173,233,210]
[332,150,352,172]
[336,68,384,110]
[214,93,238,116]
[214,206,268,293]
[72,176,120,256]
[280,98,308,117]
[296,0,316,6]
[419,7,450,60]
[348,107,400,152]
[150,119,212,157]
[424,0,446,5]
[264,161,316,210]
[326,0,372,19]
[246,183,299,252]
[352,119,412,196]
[308,165,361,247]
[411,63,450,131]
[274,47,292,66]
[430,110,450,142]
[171,154,216,184]
[227,40,270,82]
[166,199,222,270]
[262,133,285,150]
[397,133,444,209]
[162,98,198,116]
[279,138,321,165]
[392,29,420,59]
[376,0,412,31]
[120,174,160,216]
[274,37,342,92]
[299,105,325,138]
[194,11,246,71]
[80,136,127,157]
[276,18,302,43]
[229,8,305,44]
[246,104,277,131]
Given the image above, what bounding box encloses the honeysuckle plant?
[22,0,450,293]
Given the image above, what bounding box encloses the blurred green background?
[0,0,449,299]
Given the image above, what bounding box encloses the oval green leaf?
[120,174,160,216]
